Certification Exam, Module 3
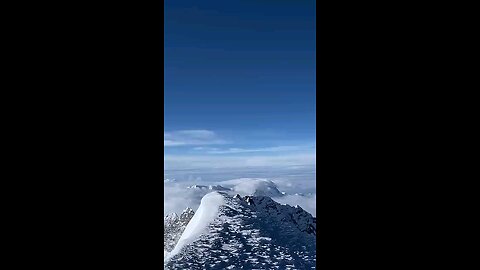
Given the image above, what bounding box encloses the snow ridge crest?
[164,192,316,269]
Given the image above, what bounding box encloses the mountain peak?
[164,192,316,269]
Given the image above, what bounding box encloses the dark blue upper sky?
[165,0,316,155]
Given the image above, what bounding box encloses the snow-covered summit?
[164,191,316,269]
[187,184,231,191]
[219,178,284,197]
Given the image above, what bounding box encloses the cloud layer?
[164,178,316,217]
[164,129,317,217]
[194,145,315,154]
[164,153,316,171]
[164,130,226,147]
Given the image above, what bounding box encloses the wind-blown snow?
[165,192,225,262]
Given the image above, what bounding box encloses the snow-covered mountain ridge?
[164,192,316,269]
[164,207,195,252]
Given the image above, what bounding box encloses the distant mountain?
[164,192,316,269]
[187,185,232,191]
[219,178,285,198]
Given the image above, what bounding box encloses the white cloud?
[164,140,187,146]
[164,130,227,147]
[163,130,317,217]
[192,146,220,151]
[204,145,314,154]
[273,194,317,217]
[164,178,317,217]
[164,153,316,170]
[164,182,207,215]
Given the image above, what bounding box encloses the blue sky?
[164,0,316,174]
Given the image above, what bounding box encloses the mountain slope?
[164,192,316,270]
[164,208,195,252]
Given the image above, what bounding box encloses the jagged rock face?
[165,193,316,270]
[164,208,195,252]
[244,196,316,237]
